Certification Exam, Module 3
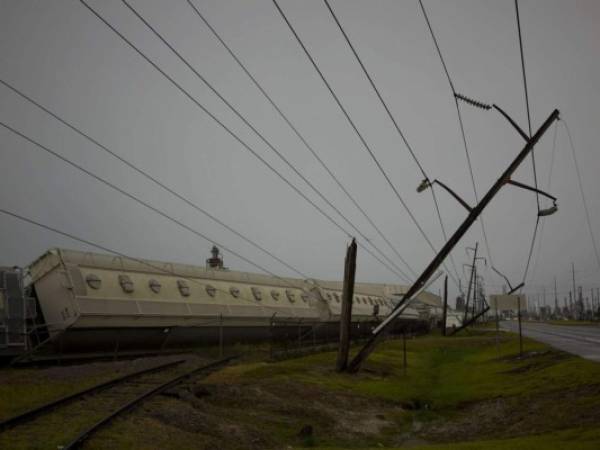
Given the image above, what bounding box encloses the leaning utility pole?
[336,238,357,372]
[347,108,559,373]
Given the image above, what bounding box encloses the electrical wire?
[184,0,416,280]
[120,0,412,282]
[270,0,442,280]
[0,208,315,314]
[78,0,409,282]
[528,122,559,283]
[321,0,462,290]
[0,119,311,289]
[514,0,546,291]
[515,0,540,209]
[563,119,600,271]
[417,0,495,272]
[0,77,310,281]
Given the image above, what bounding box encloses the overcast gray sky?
[1,0,599,306]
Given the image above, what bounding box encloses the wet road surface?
[501,321,600,362]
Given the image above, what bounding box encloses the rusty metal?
[62,356,237,449]
[0,358,185,431]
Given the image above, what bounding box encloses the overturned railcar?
[3,248,436,358]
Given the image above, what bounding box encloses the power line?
[529,122,559,284]
[0,118,390,304]
[563,119,600,271]
[321,0,462,290]
[184,0,416,280]
[0,119,305,287]
[0,208,312,314]
[119,0,412,282]
[0,78,310,281]
[514,0,544,290]
[78,0,409,282]
[270,0,441,276]
[417,0,495,272]
[515,0,540,207]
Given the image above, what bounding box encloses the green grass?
[199,332,600,449]
[2,332,600,449]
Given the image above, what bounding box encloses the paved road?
[501,321,600,362]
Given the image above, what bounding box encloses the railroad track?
[0,355,237,449]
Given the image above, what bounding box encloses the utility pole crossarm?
[347,108,559,373]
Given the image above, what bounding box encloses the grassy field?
[2,331,600,449]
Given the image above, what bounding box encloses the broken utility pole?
[347,108,560,373]
[336,238,357,372]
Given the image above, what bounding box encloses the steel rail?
[0,359,185,431]
[63,355,238,449]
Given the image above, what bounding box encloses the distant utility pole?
[572,262,576,317]
[554,277,559,315]
[347,108,560,373]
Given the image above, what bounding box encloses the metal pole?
[554,276,558,316]
[402,330,407,376]
[336,238,357,372]
[347,108,559,372]
[464,243,479,323]
[442,275,448,336]
[518,295,523,357]
[219,314,223,358]
[572,262,576,319]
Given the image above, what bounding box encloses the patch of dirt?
[422,383,600,443]
[147,378,403,448]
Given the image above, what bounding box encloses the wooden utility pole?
[336,238,357,372]
[442,275,448,336]
[346,108,559,373]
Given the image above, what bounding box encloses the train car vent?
[85,273,102,290]
[251,287,262,301]
[205,284,217,298]
[177,280,190,297]
[148,279,161,293]
[118,274,134,293]
[230,286,240,298]
[271,290,280,301]
[285,289,296,303]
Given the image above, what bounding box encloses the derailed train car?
[1,248,438,358]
